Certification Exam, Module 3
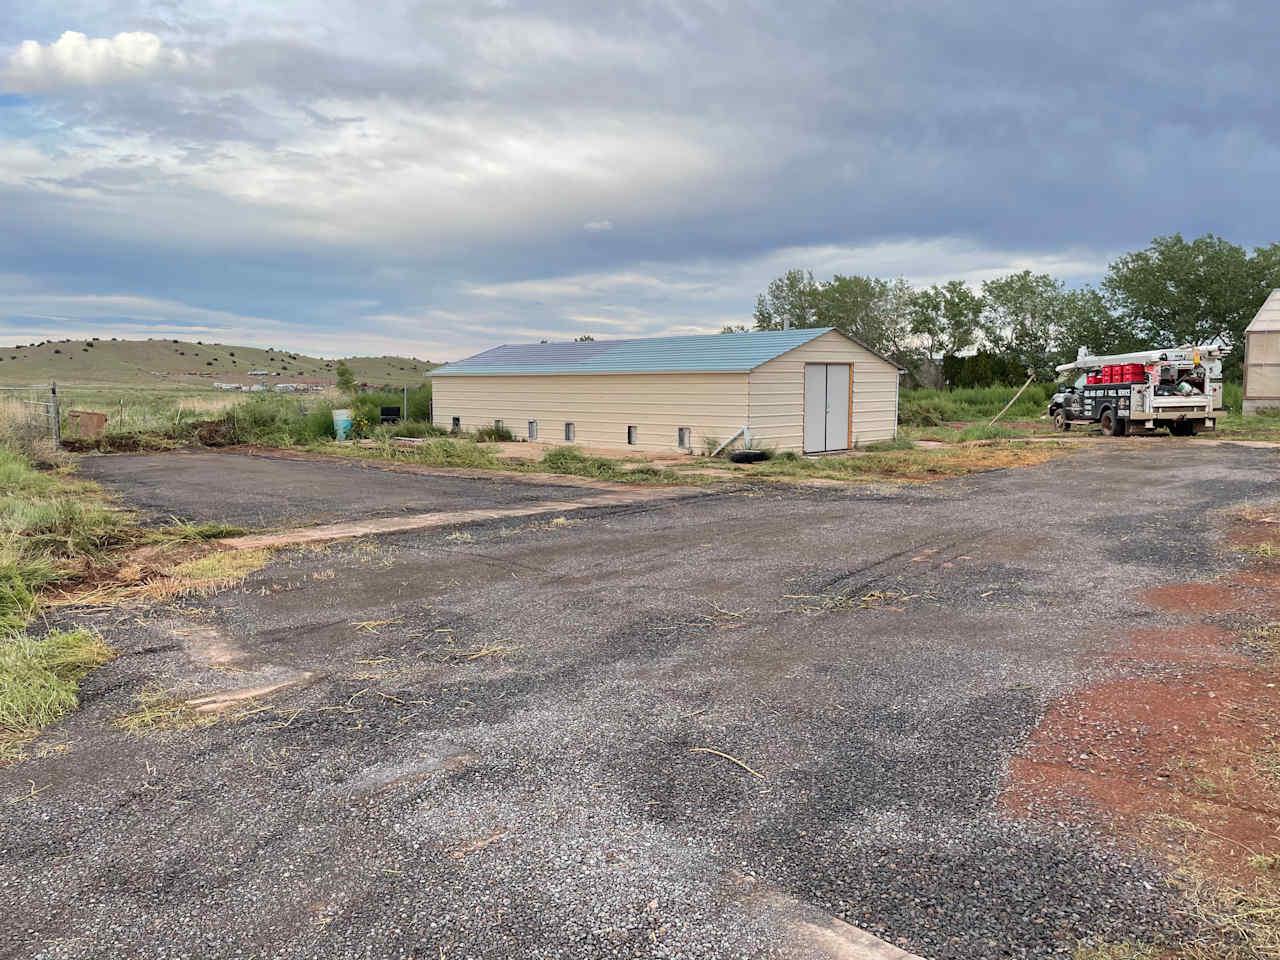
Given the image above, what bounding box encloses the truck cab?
[1048,374,1087,424]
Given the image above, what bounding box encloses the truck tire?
[1053,410,1071,431]
[1100,408,1119,437]
[1170,420,1199,437]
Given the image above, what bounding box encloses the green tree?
[573,334,595,342]
[1056,285,1146,362]
[751,270,920,374]
[908,280,983,364]
[1103,233,1280,378]
[980,271,1068,379]
[752,269,820,330]
[335,360,357,396]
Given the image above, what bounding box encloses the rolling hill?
[0,337,437,390]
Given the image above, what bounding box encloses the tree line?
[732,234,1280,385]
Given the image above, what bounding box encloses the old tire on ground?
[1053,410,1072,432]
[729,449,768,464]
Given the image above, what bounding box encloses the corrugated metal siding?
[748,331,899,448]
[431,328,833,376]
[1245,329,1280,412]
[1245,290,1280,333]
[432,372,750,452]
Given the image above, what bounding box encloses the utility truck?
[1049,345,1227,436]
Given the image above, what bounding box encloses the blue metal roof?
[431,328,835,376]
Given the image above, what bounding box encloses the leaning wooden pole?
[989,374,1035,427]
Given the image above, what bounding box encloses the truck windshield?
[1074,373,1087,389]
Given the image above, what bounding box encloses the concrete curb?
[218,487,696,550]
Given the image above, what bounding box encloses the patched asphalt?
[4,443,1279,959]
[76,450,613,528]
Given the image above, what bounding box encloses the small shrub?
[540,446,621,479]
[474,424,515,443]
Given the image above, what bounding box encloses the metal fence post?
[50,381,60,450]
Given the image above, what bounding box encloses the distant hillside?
[0,337,437,388]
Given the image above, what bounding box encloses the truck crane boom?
[1055,344,1228,373]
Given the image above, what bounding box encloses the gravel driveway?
[5,443,1277,959]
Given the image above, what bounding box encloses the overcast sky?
[2,1,1276,360]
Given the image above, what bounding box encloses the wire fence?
[0,384,59,452]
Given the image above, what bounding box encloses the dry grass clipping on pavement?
[749,441,1069,483]
[111,684,269,734]
[47,547,274,609]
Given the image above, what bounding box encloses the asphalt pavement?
[5,443,1278,959]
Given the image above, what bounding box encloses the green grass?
[529,446,686,484]
[858,437,915,452]
[145,520,249,543]
[0,497,127,557]
[900,383,1058,426]
[0,447,129,636]
[324,437,504,470]
[0,445,134,756]
[0,627,115,755]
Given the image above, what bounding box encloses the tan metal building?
[430,328,901,454]
[1244,290,1280,414]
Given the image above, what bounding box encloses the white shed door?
[825,364,850,451]
[804,363,852,453]
[804,364,827,452]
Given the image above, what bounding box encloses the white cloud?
[583,220,614,232]
[5,31,193,92]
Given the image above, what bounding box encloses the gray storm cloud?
[1,1,1276,357]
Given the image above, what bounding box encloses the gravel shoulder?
[4,444,1278,959]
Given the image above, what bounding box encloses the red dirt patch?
[1224,509,1280,551]
[1140,569,1280,618]
[1140,582,1251,615]
[1102,624,1248,669]
[1005,667,1280,885]
[1008,527,1280,891]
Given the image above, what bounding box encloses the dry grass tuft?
[783,587,939,615]
[167,548,272,585]
[1173,867,1280,960]
[1252,743,1280,785]
[1072,942,1161,959]
[112,686,219,734]
[751,441,1069,484]
[450,642,521,662]
[46,547,273,610]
